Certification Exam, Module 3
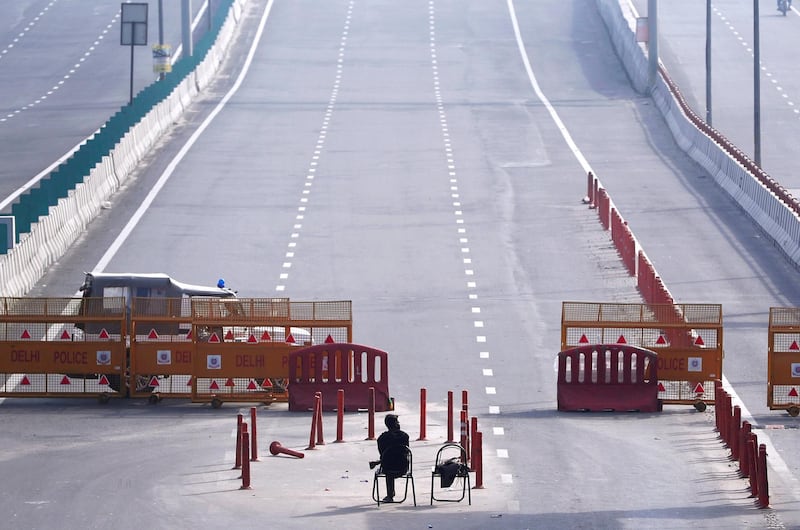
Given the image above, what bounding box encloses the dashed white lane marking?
[275,1,355,292]
[431,0,510,487]
[713,5,799,116]
[1,1,121,123]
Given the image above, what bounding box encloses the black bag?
[435,458,463,488]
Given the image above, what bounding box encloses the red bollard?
[730,406,741,461]
[335,389,345,443]
[250,407,259,462]
[447,391,454,443]
[473,431,484,489]
[270,440,305,459]
[234,413,243,470]
[240,423,251,489]
[307,396,319,450]
[470,417,478,471]
[748,435,758,498]
[714,380,723,431]
[367,386,375,440]
[757,444,769,508]
[460,409,469,467]
[315,392,325,445]
[739,422,752,476]
[418,388,427,441]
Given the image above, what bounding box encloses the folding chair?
[430,442,471,505]
[372,445,416,506]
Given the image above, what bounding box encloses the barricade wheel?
[694,400,707,412]
[788,406,799,417]
[148,394,161,405]
[211,397,223,409]
[97,392,111,405]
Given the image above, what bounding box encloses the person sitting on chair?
[373,414,410,502]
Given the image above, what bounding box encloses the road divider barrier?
[0,0,247,296]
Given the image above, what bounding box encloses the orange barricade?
[557,343,660,412]
[129,297,195,401]
[562,301,723,410]
[767,307,800,416]
[0,297,127,401]
[288,343,390,412]
[190,298,353,408]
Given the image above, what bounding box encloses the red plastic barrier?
[288,343,390,412]
[557,344,661,412]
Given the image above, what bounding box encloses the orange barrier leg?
[270,440,305,459]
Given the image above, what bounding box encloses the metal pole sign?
[120,3,148,105]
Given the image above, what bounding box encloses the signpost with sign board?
[120,3,148,105]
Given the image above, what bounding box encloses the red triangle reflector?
[98,328,110,339]
[617,335,627,344]
[225,378,235,387]
[579,334,589,344]
[286,333,296,344]
[209,333,220,343]
[148,329,159,340]
[98,375,110,386]
[247,334,258,343]
[247,380,258,390]
[148,376,160,387]
[261,378,273,388]
[20,329,31,339]
[60,330,71,340]
[656,335,667,345]
[658,382,666,392]
[186,377,193,386]
[261,330,272,341]
[789,388,799,397]
[209,380,220,390]
[790,341,799,351]
[224,330,234,340]
[185,329,193,340]
[694,335,704,346]
[20,375,31,385]
[693,383,705,394]
[60,375,71,385]
[325,334,335,344]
